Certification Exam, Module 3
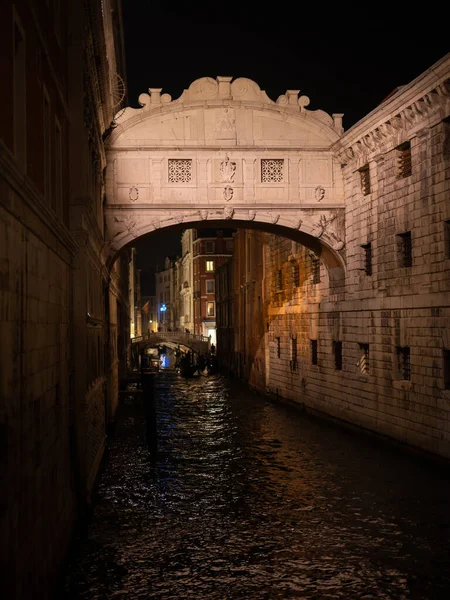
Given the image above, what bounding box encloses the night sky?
[121,1,449,293]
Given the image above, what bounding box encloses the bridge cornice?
[333,54,450,166]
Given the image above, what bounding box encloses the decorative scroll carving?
[129,186,139,202]
[223,185,234,202]
[219,155,236,183]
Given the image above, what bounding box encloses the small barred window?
[358,343,369,375]
[292,263,300,287]
[168,159,192,183]
[359,164,371,195]
[396,346,411,381]
[261,159,284,183]
[396,142,412,178]
[397,232,412,268]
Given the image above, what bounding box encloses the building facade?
[193,229,234,344]
[216,58,450,460]
[0,2,128,598]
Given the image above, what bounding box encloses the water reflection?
[61,372,450,599]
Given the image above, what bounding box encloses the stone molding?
[109,75,344,140]
[333,54,450,165]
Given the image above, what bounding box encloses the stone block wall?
[0,182,76,599]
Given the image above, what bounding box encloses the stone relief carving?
[219,155,236,183]
[199,210,209,220]
[314,186,325,202]
[296,218,303,230]
[223,206,234,219]
[223,185,234,202]
[314,213,344,250]
[248,209,256,221]
[216,108,235,133]
[151,218,160,230]
[111,215,137,239]
[129,186,139,202]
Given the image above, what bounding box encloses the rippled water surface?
[61,372,450,599]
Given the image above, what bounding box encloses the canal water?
[60,372,450,599]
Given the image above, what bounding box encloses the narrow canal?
[60,372,450,599]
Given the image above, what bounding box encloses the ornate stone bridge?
[104,76,347,284]
[132,331,210,355]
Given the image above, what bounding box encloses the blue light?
[160,304,167,312]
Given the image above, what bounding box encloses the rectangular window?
[396,346,411,380]
[226,240,233,252]
[312,257,321,284]
[359,164,371,195]
[311,340,318,365]
[275,269,282,291]
[43,89,51,203]
[396,141,412,178]
[444,349,450,390]
[361,242,372,276]
[168,159,192,183]
[397,232,412,268]
[205,241,215,253]
[54,119,62,214]
[292,263,300,287]
[206,279,215,294]
[290,337,297,370]
[444,220,450,259]
[261,158,284,182]
[334,341,343,370]
[13,18,26,169]
[276,337,281,359]
[207,301,215,317]
[358,343,369,375]
[206,260,214,272]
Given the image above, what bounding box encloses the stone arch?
[105,216,346,288]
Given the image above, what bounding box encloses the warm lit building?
[193,229,234,344]
[217,57,450,460]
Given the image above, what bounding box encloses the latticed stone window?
[358,343,369,375]
[397,232,412,268]
[396,346,411,380]
[396,141,412,178]
[359,164,371,195]
[261,159,284,182]
[168,159,192,183]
